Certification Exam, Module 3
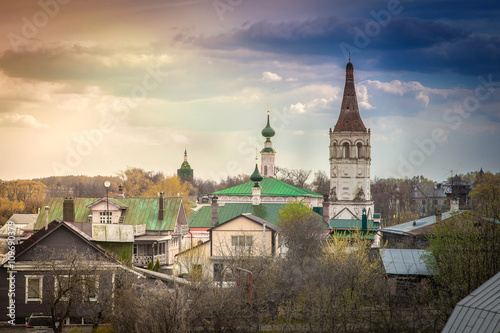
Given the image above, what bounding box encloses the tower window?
[343,143,349,158]
[264,166,268,176]
[356,143,362,159]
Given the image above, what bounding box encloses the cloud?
[290,102,306,114]
[260,71,283,82]
[0,113,44,128]
[294,130,304,135]
[193,15,499,76]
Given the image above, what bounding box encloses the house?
[379,248,433,303]
[442,271,500,333]
[411,183,448,217]
[34,194,189,271]
[0,213,38,245]
[177,213,281,280]
[1,219,143,325]
[442,175,473,210]
[380,211,460,249]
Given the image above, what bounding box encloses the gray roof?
[412,183,447,199]
[381,211,458,236]
[209,213,282,232]
[380,249,433,276]
[7,213,39,225]
[442,271,500,333]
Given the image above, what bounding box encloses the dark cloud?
[193,15,499,76]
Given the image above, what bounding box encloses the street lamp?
[104,180,111,223]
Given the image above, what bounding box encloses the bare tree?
[32,247,120,332]
[275,167,312,188]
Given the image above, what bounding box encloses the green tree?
[426,212,500,325]
[471,172,500,220]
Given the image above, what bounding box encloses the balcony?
[133,254,167,267]
[92,223,134,242]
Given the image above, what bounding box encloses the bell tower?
[260,102,276,178]
[329,60,374,220]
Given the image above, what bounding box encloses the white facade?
[329,61,374,220]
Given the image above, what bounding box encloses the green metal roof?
[35,197,183,231]
[211,177,323,198]
[330,218,380,230]
[188,203,288,228]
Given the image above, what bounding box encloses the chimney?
[158,192,165,221]
[435,212,442,223]
[322,195,330,226]
[63,198,75,222]
[361,208,367,234]
[44,206,50,230]
[117,185,125,198]
[211,196,218,226]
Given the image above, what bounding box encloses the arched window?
[343,143,350,158]
[332,142,337,158]
[264,166,268,176]
[356,143,362,159]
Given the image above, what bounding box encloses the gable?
[17,225,109,262]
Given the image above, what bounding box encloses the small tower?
[177,149,194,182]
[329,60,374,220]
[260,102,276,178]
[251,152,264,206]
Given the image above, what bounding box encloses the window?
[356,143,362,159]
[99,211,112,223]
[231,235,253,248]
[214,263,224,280]
[54,275,70,301]
[264,165,268,176]
[25,276,43,303]
[83,276,98,302]
[343,143,350,158]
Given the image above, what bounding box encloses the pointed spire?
[184,148,187,162]
[333,60,367,132]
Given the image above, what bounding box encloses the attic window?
[346,107,349,109]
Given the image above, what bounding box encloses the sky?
[0,0,499,183]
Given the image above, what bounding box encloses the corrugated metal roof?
[442,271,500,333]
[188,203,287,228]
[211,178,323,198]
[380,249,433,276]
[381,211,458,235]
[330,219,380,230]
[35,197,182,231]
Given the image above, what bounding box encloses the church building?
[329,60,375,220]
[177,149,194,182]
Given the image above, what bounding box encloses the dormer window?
[99,211,112,224]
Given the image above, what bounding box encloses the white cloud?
[260,71,283,82]
[0,113,44,128]
[289,102,306,114]
[294,130,304,135]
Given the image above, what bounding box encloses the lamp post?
[104,180,111,223]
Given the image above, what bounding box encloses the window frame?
[25,275,43,303]
[231,235,253,248]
